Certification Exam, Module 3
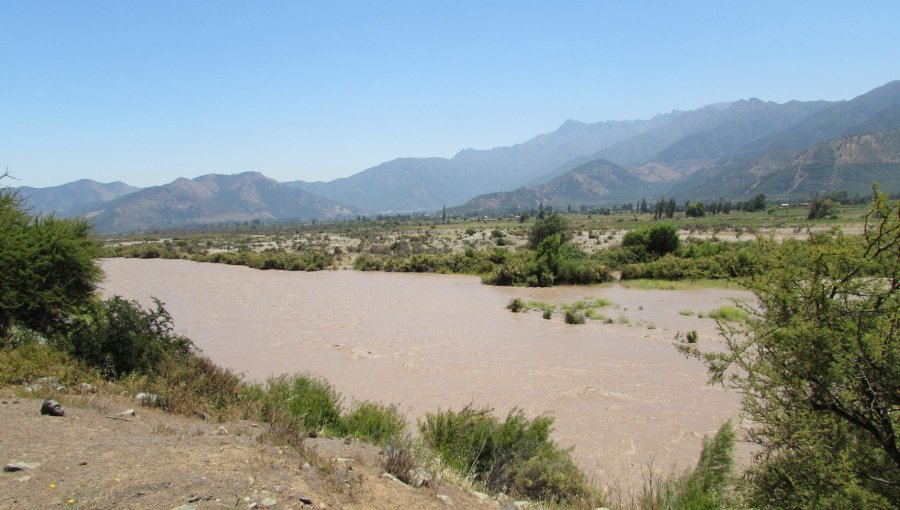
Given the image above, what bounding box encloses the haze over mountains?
[14,80,900,232]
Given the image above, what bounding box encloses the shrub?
[706,305,748,322]
[53,297,193,378]
[128,352,245,419]
[507,298,526,312]
[686,330,699,343]
[419,405,589,502]
[564,310,585,324]
[343,401,407,444]
[384,433,417,484]
[528,214,569,249]
[258,374,345,436]
[0,190,101,337]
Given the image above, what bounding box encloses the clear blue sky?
[3,1,899,188]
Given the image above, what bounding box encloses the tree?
[666,197,677,218]
[0,185,101,337]
[744,193,767,212]
[621,223,681,259]
[528,213,569,249]
[685,187,899,507]
[685,200,705,218]
[807,196,840,220]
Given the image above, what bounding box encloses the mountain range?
[13,80,900,231]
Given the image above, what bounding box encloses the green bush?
[564,310,586,324]
[507,298,526,312]
[343,401,407,444]
[528,214,570,249]
[258,374,345,436]
[706,305,748,322]
[419,405,589,502]
[0,190,101,337]
[53,297,193,378]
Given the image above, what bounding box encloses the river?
[100,258,750,486]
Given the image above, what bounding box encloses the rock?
[170,504,198,510]
[407,467,432,488]
[436,494,453,505]
[504,502,532,510]
[301,462,311,470]
[3,461,40,472]
[298,496,314,505]
[194,410,211,421]
[135,392,162,406]
[25,384,42,393]
[40,399,65,416]
[215,426,229,435]
[37,376,61,387]
[260,497,277,507]
[77,382,97,393]
[246,503,258,509]
[119,409,136,417]
[471,491,491,502]
[381,472,410,488]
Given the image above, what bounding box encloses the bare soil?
[0,395,495,510]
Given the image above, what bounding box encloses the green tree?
[807,196,840,219]
[685,187,900,507]
[0,186,101,337]
[56,297,193,377]
[528,213,569,249]
[744,193,767,212]
[685,200,705,218]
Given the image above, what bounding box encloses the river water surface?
[100,258,750,485]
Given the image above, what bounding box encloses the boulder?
[40,399,65,417]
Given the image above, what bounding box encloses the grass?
[418,405,595,503]
[619,278,740,290]
[706,305,749,322]
[678,309,696,316]
[507,298,554,315]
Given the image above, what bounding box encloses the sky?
[3,1,900,189]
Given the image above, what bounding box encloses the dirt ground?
[0,395,501,510]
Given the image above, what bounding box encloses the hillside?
[89,172,353,232]
[21,80,900,220]
[15,180,138,216]
[454,159,655,214]
[671,129,900,200]
[288,115,670,212]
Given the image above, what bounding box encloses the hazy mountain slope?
[288,116,669,213]
[15,179,138,216]
[90,172,352,232]
[289,158,467,213]
[746,80,900,152]
[542,98,834,183]
[670,129,900,200]
[651,98,833,162]
[454,159,655,214]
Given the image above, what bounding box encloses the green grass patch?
[619,278,740,290]
[418,405,592,503]
[706,305,749,322]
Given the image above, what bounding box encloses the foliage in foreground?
[625,421,737,510]
[419,405,591,503]
[0,188,101,338]
[685,187,900,508]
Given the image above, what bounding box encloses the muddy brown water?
[100,258,751,487]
